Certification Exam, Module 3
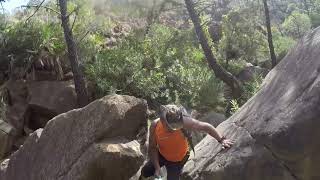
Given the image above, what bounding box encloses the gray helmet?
[159,104,184,131]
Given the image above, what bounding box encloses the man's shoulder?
[150,118,160,129]
[182,116,195,124]
[183,116,201,129]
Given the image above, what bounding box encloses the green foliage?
[272,29,296,60]
[40,23,65,54]
[219,59,248,76]
[0,19,65,69]
[218,9,268,65]
[230,74,263,114]
[3,21,44,53]
[2,0,307,114]
[230,99,240,115]
[198,76,225,111]
[241,74,263,102]
[310,12,320,27]
[86,36,147,96]
[86,24,224,109]
[282,11,312,39]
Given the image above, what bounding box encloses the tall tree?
[209,0,231,43]
[263,0,277,68]
[59,0,89,107]
[184,0,242,98]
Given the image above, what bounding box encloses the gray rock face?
[1,95,148,180]
[1,80,78,157]
[26,81,77,129]
[0,121,14,159]
[4,80,78,133]
[4,79,29,135]
[62,139,143,180]
[182,28,320,180]
[27,81,77,115]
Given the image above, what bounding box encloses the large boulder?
[0,121,14,159]
[66,139,143,180]
[26,81,77,129]
[4,79,29,135]
[182,28,320,180]
[1,80,78,156]
[1,95,148,180]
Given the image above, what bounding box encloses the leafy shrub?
[241,74,264,102]
[197,75,226,111]
[282,11,312,39]
[0,19,65,69]
[230,74,264,115]
[272,29,296,60]
[86,24,225,109]
[230,99,240,115]
[219,9,268,64]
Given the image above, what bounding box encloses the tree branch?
[78,30,90,43]
[22,5,61,15]
[184,0,242,98]
[67,6,79,18]
[71,13,77,31]
[25,0,46,22]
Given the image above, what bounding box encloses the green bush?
[198,75,225,111]
[272,28,296,60]
[282,11,312,39]
[0,19,65,69]
[86,24,225,109]
[241,74,264,102]
[230,99,240,115]
[230,74,264,115]
[218,9,268,64]
[310,12,320,28]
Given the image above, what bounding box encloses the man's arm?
[148,120,161,176]
[183,117,233,148]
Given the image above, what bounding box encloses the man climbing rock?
[139,104,233,180]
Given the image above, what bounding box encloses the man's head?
[159,104,184,131]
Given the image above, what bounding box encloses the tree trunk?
[263,0,277,68]
[58,0,89,107]
[184,0,242,98]
[209,0,231,43]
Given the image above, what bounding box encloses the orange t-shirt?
[155,120,188,162]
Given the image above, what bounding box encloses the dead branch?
[25,0,46,22]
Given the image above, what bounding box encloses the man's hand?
[220,138,234,149]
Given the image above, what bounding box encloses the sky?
[1,0,29,13]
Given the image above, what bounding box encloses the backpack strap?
[179,107,195,155]
[181,128,195,156]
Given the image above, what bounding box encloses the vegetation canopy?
[1,0,319,115]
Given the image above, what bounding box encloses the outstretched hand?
[220,139,234,149]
